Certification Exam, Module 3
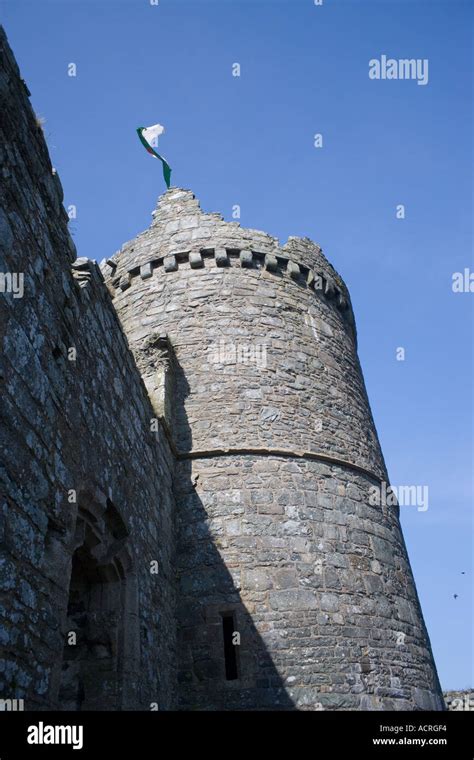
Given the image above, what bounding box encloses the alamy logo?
[451,694,474,711]
[0,272,24,298]
[0,698,24,711]
[369,482,429,512]
[369,55,429,86]
[27,722,83,750]
[452,268,474,293]
[208,340,267,369]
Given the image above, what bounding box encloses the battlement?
[101,188,356,339]
[101,243,356,337]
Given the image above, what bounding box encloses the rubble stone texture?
[0,26,444,710]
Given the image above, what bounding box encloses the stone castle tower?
[100,189,443,711]
[0,26,443,711]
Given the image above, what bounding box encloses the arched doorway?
[59,496,135,710]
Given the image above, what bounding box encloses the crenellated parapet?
[101,189,357,348]
[101,242,356,340]
[101,187,386,477]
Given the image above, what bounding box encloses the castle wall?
[0,24,444,712]
[105,189,444,710]
[0,27,176,710]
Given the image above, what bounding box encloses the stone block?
[320,593,339,612]
[215,248,229,267]
[240,249,253,267]
[258,503,284,515]
[274,568,297,589]
[180,216,198,230]
[364,574,383,594]
[163,254,178,272]
[119,274,131,291]
[287,260,300,279]
[189,251,203,269]
[140,262,153,279]
[243,567,273,591]
[264,254,278,271]
[165,220,179,234]
[269,589,318,611]
[371,536,395,566]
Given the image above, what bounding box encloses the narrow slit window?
[222,613,238,680]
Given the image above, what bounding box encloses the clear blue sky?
[2,0,472,691]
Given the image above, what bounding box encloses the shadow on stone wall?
[171,356,295,710]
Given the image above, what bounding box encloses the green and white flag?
[137,123,172,188]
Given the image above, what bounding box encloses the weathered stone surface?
[108,180,444,710]
[163,254,178,272]
[0,28,176,711]
[140,262,153,279]
[287,260,300,279]
[240,249,253,267]
[0,24,444,714]
[264,253,278,271]
[269,589,318,611]
[215,247,229,266]
[189,251,203,269]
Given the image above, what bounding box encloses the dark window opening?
[222,613,238,680]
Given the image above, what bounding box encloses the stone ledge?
[175,445,385,484]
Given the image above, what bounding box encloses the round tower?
[102,188,443,711]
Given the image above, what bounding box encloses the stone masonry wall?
[0,27,176,710]
[104,189,444,710]
[103,190,385,477]
[0,23,445,712]
[174,456,442,710]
